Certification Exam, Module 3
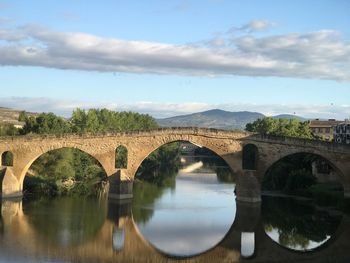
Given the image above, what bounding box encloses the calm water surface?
[0,156,349,262]
[262,195,343,252]
[133,171,236,256]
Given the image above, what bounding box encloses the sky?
[0,0,349,119]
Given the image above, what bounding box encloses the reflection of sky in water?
[136,172,236,256]
[265,227,331,251]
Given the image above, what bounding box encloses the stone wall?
[0,128,350,201]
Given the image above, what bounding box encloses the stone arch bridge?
[1,127,350,201]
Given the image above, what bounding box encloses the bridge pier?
[108,170,133,200]
[236,170,261,203]
[1,167,23,199]
[235,201,261,258]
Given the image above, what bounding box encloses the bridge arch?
[262,150,347,195]
[131,136,242,180]
[115,145,128,169]
[18,146,109,189]
[242,144,258,170]
[1,151,13,167]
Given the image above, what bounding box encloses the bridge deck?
[1,127,349,153]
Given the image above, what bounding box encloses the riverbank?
[262,183,350,213]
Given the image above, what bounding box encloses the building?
[308,119,343,141]
[334,121,350,144]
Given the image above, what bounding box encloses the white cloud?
[232,20,275,33]
[0,24,350,81]
[0,97,349,120]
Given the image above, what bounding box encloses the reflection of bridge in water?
[1,199,350,262]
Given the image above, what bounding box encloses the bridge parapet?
[0,127,250,142]
[249,134,350,153]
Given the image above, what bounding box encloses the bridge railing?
[0,127,248,141]
[1,128,350,152]
[250,133,350,152]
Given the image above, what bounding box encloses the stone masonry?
[0,128,350,202]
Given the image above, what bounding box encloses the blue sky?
[0,0,349,118]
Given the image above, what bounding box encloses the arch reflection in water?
[262,196,343,251]
[132,142,237,257]
[262,152,344,252]
[113,226,125,251]
[23,196,107,247]
[241,232,255,258]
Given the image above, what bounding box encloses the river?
[0,155,349,262]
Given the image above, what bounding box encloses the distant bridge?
[1,127,350,201]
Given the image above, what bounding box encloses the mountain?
[156,109,265,130]
[157,109,309,130]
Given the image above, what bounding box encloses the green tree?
[245,117,316,139]
[71,108,87,133]
[0,123,19,136]
[86,109,100,133]
[70,108,158,133]
[19,108,158,135]
[18,111,27,122]
[21,112,71,135]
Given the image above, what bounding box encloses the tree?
[21,112,71,135]
[18,111,27,122]
[245,117,316,139]
[0,124,19,136]
[70,108,158,133]
[71,108,87,133]
[86,109,100,133]
[19,108,159,135]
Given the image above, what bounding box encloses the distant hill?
[157,109,308,130]
[272,114,306,121]
[0,107,38,127]
[157,109,265,130]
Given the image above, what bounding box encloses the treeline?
[19,108,158,135]
[245,117,317,139]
